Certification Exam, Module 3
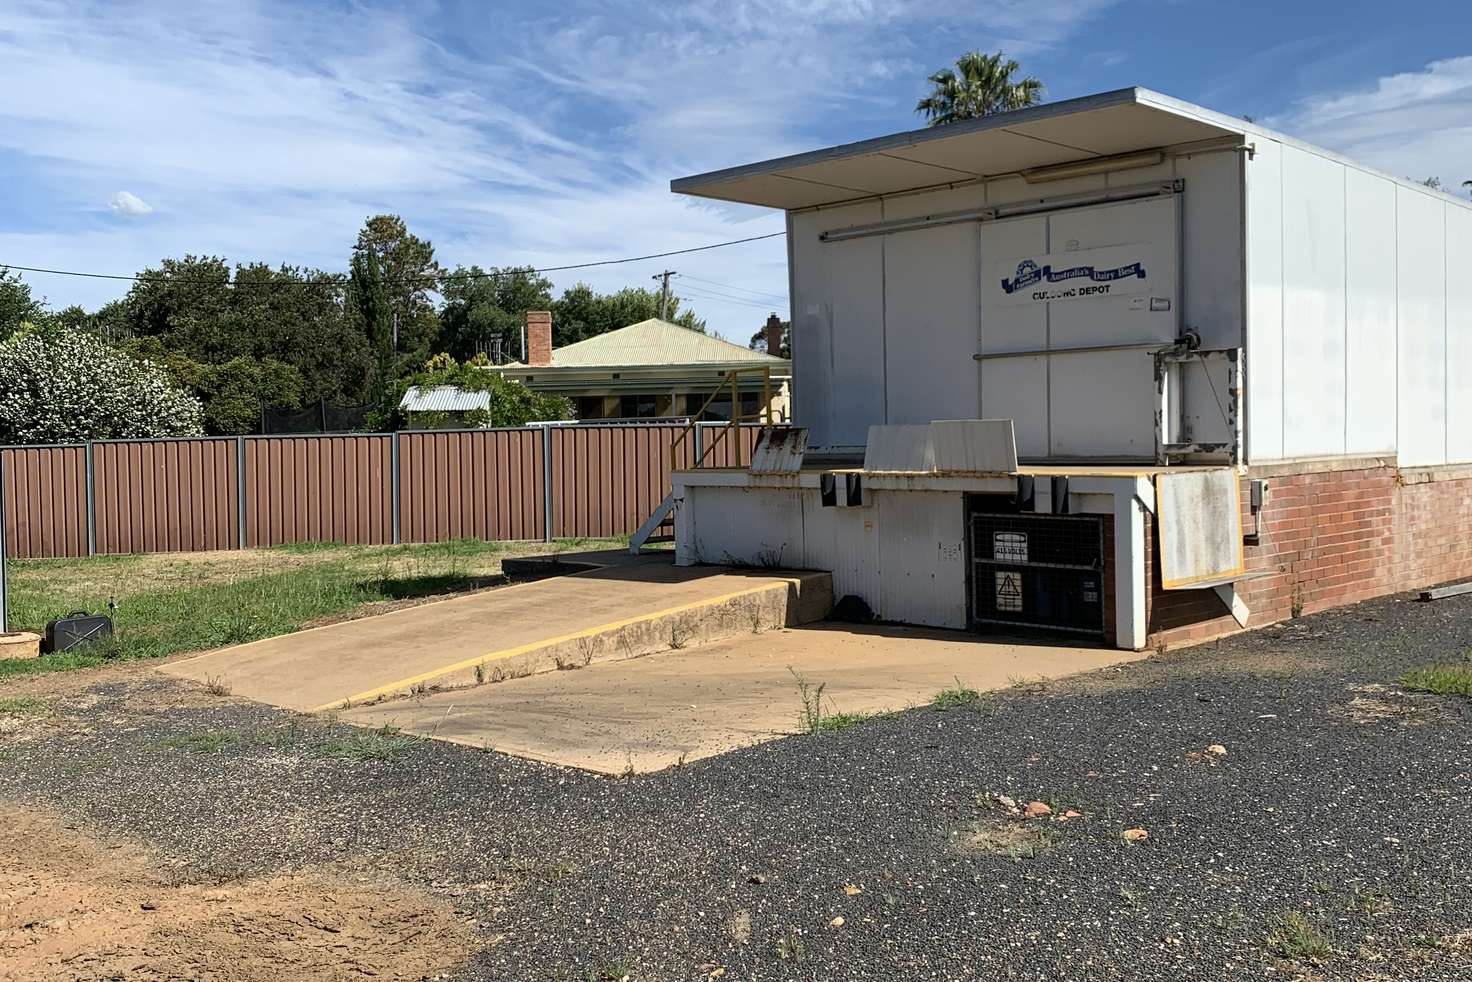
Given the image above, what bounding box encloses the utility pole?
[652,270,677,320]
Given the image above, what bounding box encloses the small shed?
[399,385,491,429]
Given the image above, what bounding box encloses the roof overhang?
[671,87,1249,211]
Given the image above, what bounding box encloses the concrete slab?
[161,557,830,712]
[340,624,1147,774]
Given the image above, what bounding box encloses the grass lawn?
[1,537,628,679]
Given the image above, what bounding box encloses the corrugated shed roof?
[506,319,787,369]
[400,385,491,413]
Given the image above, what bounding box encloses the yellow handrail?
[669,365,775,470]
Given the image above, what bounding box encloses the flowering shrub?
[0,329,204,444]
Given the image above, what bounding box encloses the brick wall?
[526,310,553,367]
[1147,462,1472,647]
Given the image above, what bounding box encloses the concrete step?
[162,555,832,712]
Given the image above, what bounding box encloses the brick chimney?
[764,313,783,357]
[526,310,553,367]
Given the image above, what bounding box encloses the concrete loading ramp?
[162,556,832,712]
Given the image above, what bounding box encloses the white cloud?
[107,191,153,217]
[1267,57,1472,190]
[0,0,1124,337]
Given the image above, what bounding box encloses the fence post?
[236,436,247,550]
[0,450,8,631]
[391,431,401,545]
[85,442,96,556]
[542,425,554,543]
[693,422,704,468]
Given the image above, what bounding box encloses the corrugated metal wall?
[1,445,88,559]
[1,424,759,558]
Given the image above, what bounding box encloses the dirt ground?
[0,803,478,982]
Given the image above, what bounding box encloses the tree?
[124,336,304,436]
[550,283,705,347]
[436,265,554,362]
[349,248,395,402]
[915,50,1043,126]
[0,329,203,443]
[352,214,441,365]
[0,268,46,340]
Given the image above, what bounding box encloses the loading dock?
[665,87,1472,648]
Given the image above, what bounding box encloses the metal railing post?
[541,424,554,543]
[85,442,96,556]
[390,432,401,545]
[236,436,247,550]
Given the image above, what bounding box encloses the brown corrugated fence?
[0,423,761,559]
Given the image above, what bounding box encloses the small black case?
[43,610,113,653]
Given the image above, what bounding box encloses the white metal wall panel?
[874,491,967,628]
[790,203,884,448]
[979,214,1049,456]
[1175,150,1245,350]
[1280,146,1348,458]
[1396,188,1448,467]
[1245,140,1285,461]
[687,486,805,567]
[1343,169,1399,454]
[1446,206,1472,462]
[1045,197,1177,457]
[800,494,882,613]
[882,223,981,423]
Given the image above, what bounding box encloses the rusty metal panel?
[1,445,88,558]
[397,429,544,543]
[244,435,392,547]
[91,439,238,554]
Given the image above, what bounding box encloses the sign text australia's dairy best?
[988,243,1156,307]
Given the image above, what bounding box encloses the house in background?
[491,311,791,422]
[399,385,491,429]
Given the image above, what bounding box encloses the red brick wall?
[1147,463,1472,647]
[526,310,553,367]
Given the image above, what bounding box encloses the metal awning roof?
[671,87,1249,210]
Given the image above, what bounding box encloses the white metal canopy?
[671,88,1248,210]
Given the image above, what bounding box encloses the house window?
[619,395,660,418]
[575,397,605,420]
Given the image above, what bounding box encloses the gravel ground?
[3,591,1471,981]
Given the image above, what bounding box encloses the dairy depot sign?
[989,243,1156,307]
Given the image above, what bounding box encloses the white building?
[661,87,1472,650]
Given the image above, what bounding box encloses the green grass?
[320,724,418,760]
[790,668,870,735]
[1267,910,1333,961]
[0,696,49,715]
[0,537,627,679]
[1400,664,1472,697]
[932,678,981,710]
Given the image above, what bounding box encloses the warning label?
[993,531,1028,563]
[994,571,1024,612]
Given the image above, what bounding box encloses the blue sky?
[2,0,1471,340]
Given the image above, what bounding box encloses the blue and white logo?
[1000,257,1147,295]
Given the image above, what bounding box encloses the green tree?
[915,50,1043,126]
[550,283,705,347]
[124,336,304,435]
[0,268,46,339]
[436,265,554,362]
[349,248,395,402]
[352,214,441,365]
[0,330,202,443]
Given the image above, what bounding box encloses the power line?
[676,282,787,305]
[673,286,784,311]
[676,273,788,303]
[0,230,787,290]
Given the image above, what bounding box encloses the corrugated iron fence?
[0,423,759,559]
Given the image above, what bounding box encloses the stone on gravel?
[1206,744,1228,756]
[1023,801,1052,818]
[1122,828,1149,842]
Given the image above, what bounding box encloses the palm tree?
[915,50,1043,127]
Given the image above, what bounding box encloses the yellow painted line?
[313,577,805,712]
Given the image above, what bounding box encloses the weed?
[159,731,239,753]
[1290,581,1305,619]
[203,675,231,697]
[0,696,48,715]
[585,960,634,981]
[1267,910,1333,961]
[576,636,596,667]
[776,928,806,962]
[408,681,431,698]
[932,678,980,710]
[669,625,688,650]
[792,668,870,735]
[320,724,417,761]
[474,662,487,685]
[1400,664,1472,697]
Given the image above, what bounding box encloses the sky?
[2,0,1471,342]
